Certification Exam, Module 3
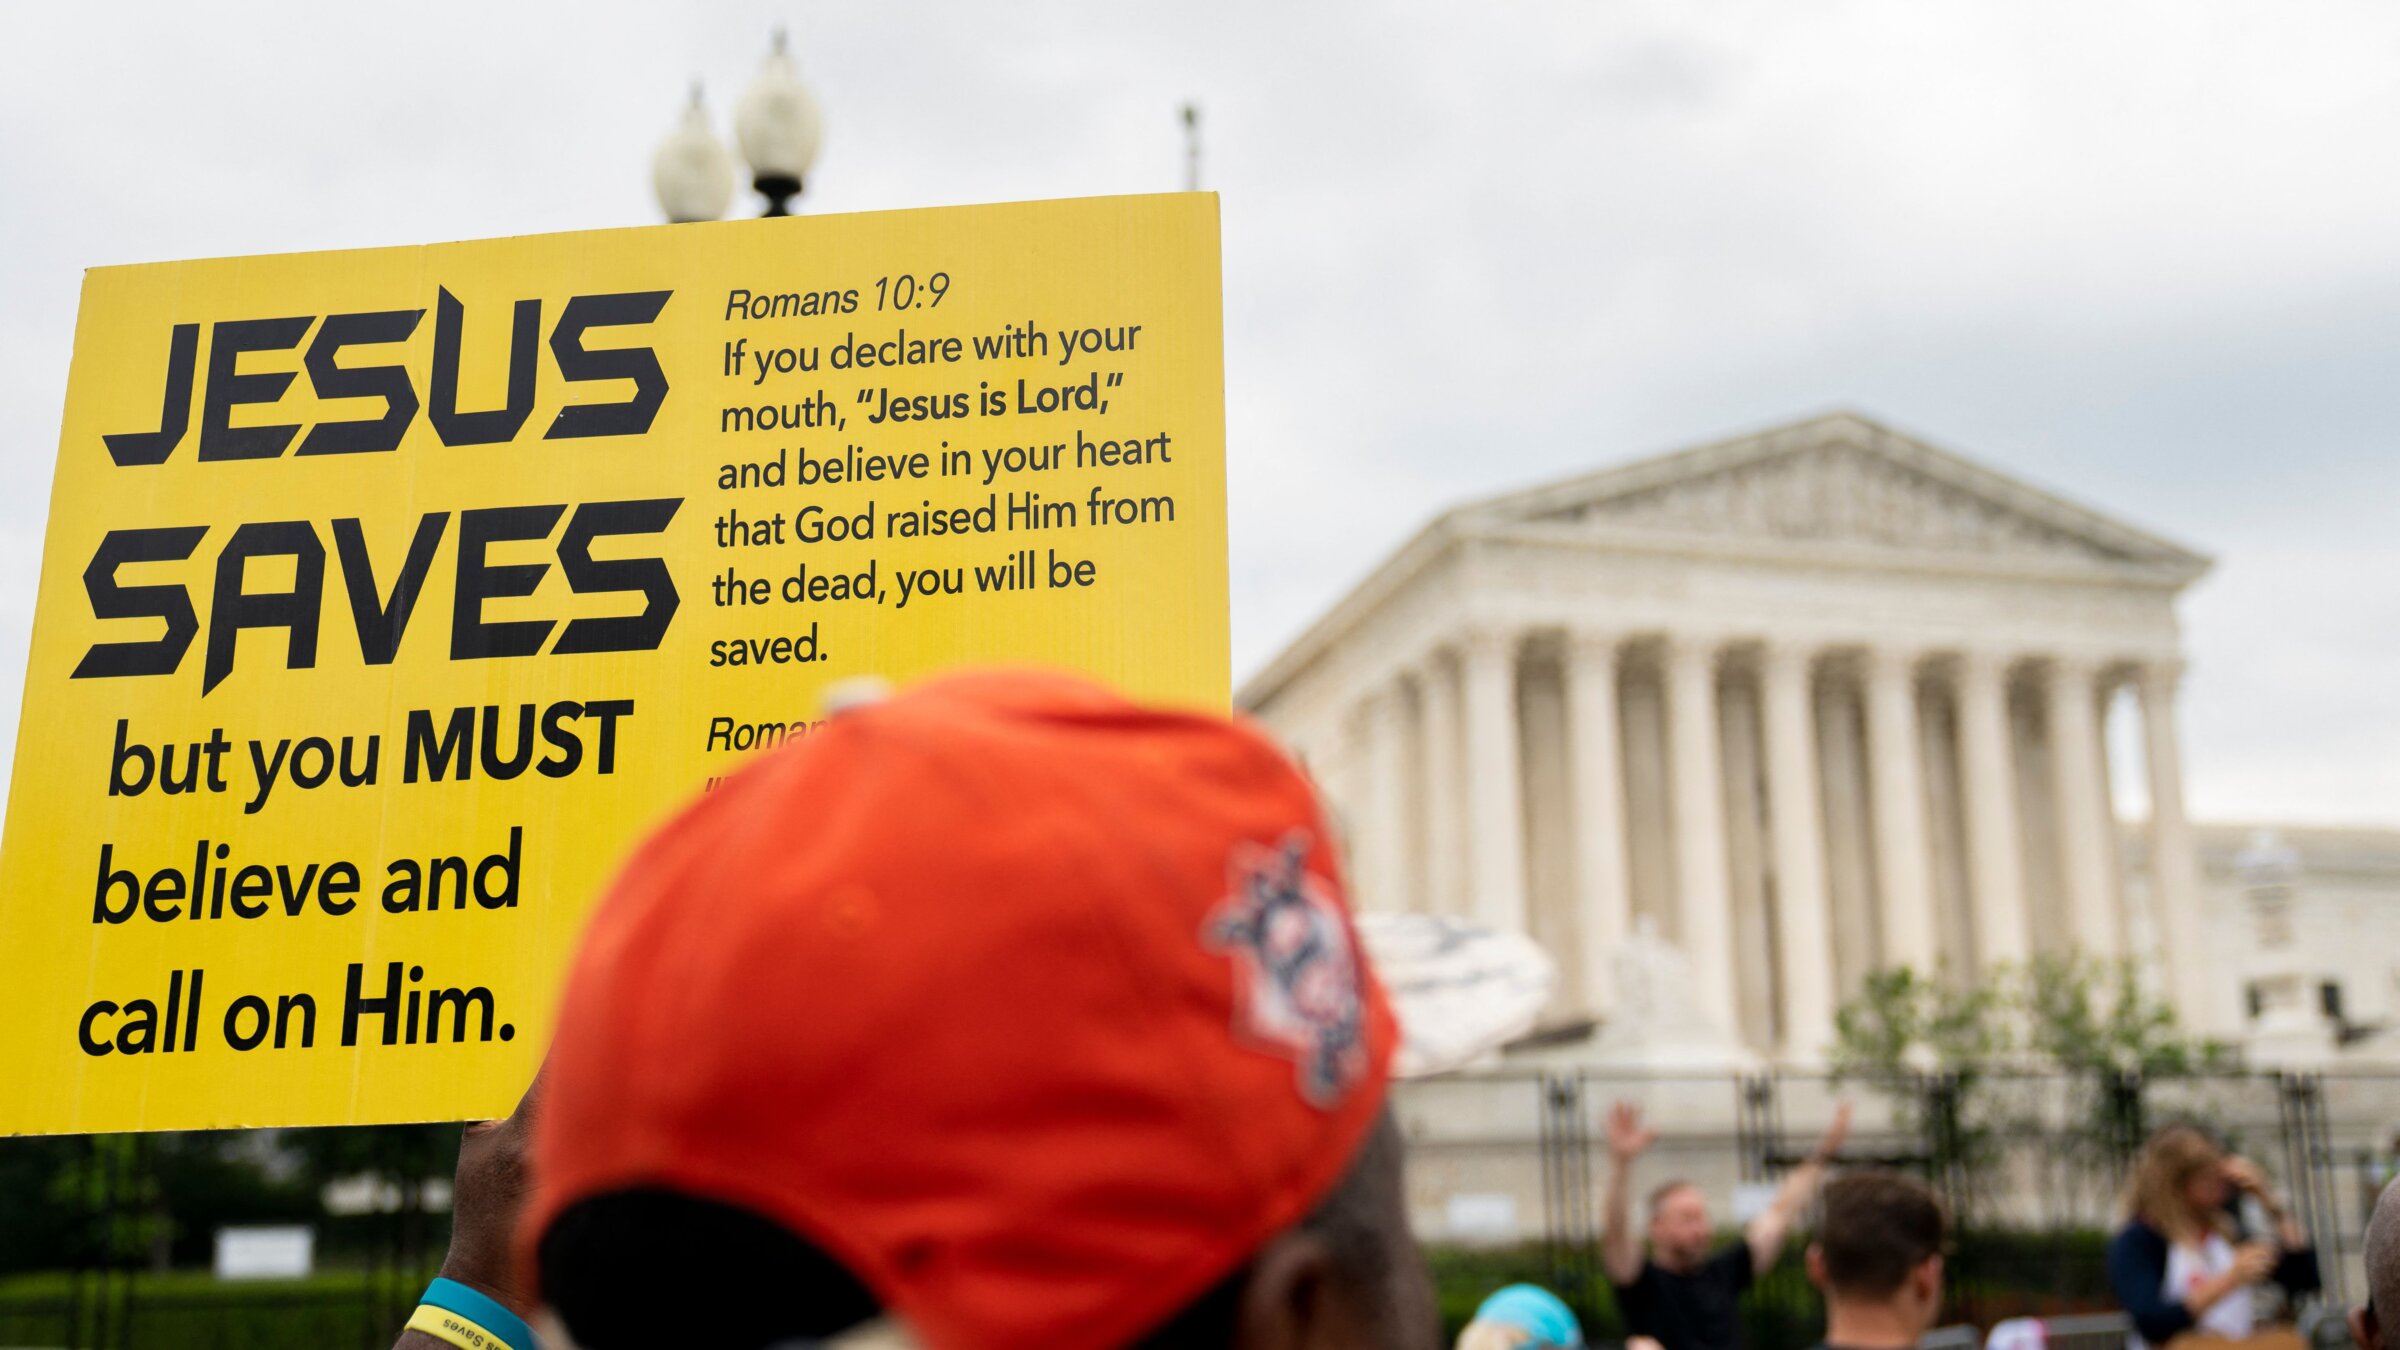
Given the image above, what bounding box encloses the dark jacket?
[2106,1217,2322,1346]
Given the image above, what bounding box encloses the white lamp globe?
[733,29,824,215]
[652,85,735,224]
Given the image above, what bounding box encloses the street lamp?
[648,30,824,222]
[733,29,824,217]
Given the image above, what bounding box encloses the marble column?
[1461,627,1528,934]
[1761,640,1835,1059]
[1956,650,2030,974]
[1358,681,1410,914]
[1564,630,1630,1017]
[2139,661,2211,1029]
[1866,647,1937,972]
[1416,652,1465,920]
[1665,633,1737,1033]
[1817,678,1879,994]
[2048,656,2121,959]
[1329,718,1369,887]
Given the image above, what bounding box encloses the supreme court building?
[1240,412,2226,1062]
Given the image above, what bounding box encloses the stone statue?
[1589,917,1754,1069]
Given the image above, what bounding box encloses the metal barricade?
[1920,1324,1983,1350]
[1985,1311,2131,1350]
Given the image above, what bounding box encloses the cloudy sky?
[0,1,2394,825]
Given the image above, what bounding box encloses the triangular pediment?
[1457,412,2209,574]
[1238,411,2212,711]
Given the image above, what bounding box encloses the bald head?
[2357,1179,2400,1350]
[2372,1179,2400,1316]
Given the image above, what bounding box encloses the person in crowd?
[1802,1171,1948,1350]
[394,670,1440,1350]
[2107,1123,2320,1350]
[2350,1177,2400,1350]
[1600,1099,1852,1350]
[1455,1284,1584,1350]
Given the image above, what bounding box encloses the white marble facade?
[2163,824,2400,1060]
[1241,412,2223,1061]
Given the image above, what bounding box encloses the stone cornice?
[1476,519,2208,589]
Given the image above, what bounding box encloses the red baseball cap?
[526,669,1398,1350]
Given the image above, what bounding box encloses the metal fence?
[1396,1067,2400,1343]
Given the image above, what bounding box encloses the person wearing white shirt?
[2107,1125,2320,1350]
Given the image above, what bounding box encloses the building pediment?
[1238,411,2210,711]
[1455,411,2209,576]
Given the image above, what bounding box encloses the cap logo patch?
[1204,832,1367,1108]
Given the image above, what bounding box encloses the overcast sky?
[1,1,2394,826]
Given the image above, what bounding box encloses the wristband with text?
[410,1277,539,1350]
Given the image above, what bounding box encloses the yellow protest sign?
[0,194,1226,1134]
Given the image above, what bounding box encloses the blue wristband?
[421,1276,540,1350]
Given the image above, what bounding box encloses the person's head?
[2123,1125,2233,1243]
[522,670,1438,1350]
[1456,1284,1582,1350]
[1806,1171,1948,1338]
[2355,1177,2400,1350]
[1647,1180,1713,1271]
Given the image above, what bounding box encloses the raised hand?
[1608,1101,1660,1162]
[2221,1156,2270,1197]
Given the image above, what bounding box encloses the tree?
[2019,953,2238,1211]
[1830,965,2011,1083]
[2021,952,2234,1080]
[0,1136,87,1274]
[1829,965,2011,1220]
[0,1122,461,1276]
[285,1122,460,1267]
[1829,952,2236,1226]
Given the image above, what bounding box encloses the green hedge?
[0,1267,430,1350]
